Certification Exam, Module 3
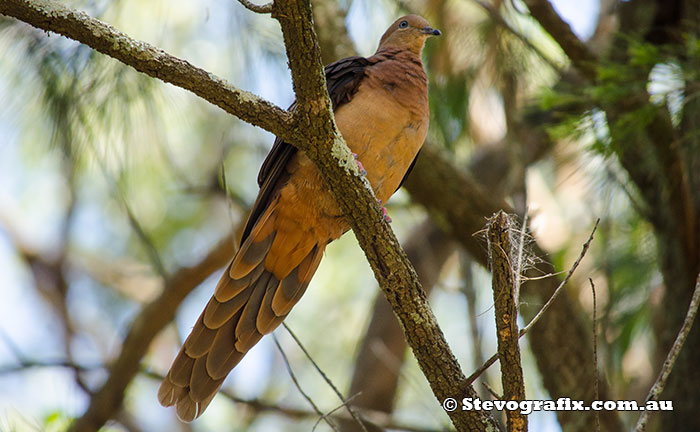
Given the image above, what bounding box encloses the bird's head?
[377,15,441,55]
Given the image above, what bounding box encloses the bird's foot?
[352,153,367,176]
[377,199,392,223]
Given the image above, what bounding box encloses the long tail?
[158,199,324,421]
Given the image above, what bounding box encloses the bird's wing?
[240,56,371,243]
[397,148,421,190]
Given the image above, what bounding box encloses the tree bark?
[488,212,527,432]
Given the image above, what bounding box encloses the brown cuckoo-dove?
[159,14,440,421]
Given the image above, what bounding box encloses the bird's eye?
[399,20,408,29]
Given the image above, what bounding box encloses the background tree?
[0,0,697,431]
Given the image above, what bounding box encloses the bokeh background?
[1,0,698,431]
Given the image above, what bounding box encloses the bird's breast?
[334,80,429,203]
[273,75,429,245]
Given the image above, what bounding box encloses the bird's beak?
[422,26,441,36]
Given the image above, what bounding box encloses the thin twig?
[122,201,167,279]
[467,219,600,384]
[311,394,362,432]
[236,0,273,14]
[482,382,502,400]
[272,334,340,432]
[0,359,103,374]
[282,323,369,432]
[519,218,599,335]
[635,272,700,431]
[520,271,566,281]
[90,145,167,279]
[466,351,499,385]
[590,278,600,432]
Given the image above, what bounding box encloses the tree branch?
[467,219,599,386]
[487,212,527,432]
[0,0,294,142]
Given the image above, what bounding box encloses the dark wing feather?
[240,56,371,243]
[396,149,421,192]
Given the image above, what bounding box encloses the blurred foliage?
[537,20,700,425]
[540,35,699,156]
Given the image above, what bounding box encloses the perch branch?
[487,212,527,432]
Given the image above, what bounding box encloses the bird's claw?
[381,207,392,223]
[377,199,392,223]
[353,153,367,176]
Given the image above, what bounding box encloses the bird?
[158,14,440,421]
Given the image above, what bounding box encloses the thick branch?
[0,0,294,142]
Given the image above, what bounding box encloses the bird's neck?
[366,47,429,114]
[372,47,425,68]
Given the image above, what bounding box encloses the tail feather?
[206,311,245,379]
[205,284,254,328]
[176,389,217,423]
[233,272,270,352]
[168,354,195,387]
[228,205,277,280]
[257,280,287,334]
[271,247,322,316]
[230,231,275,279]
[214,261,265,302]
[157,381,186,406]
[190,356,225,401]
[264,222,310,278]
[159,200,327,421]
